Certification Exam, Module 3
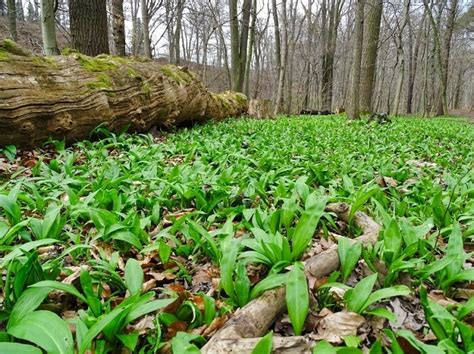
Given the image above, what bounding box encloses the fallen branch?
[202,203,381,353]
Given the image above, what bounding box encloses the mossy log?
[0,40,247,148]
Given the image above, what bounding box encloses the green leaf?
[346,273,377,313]
[220,237,240,300]
[338,237,362,282]
[250,272,287,299]
[125,297,176,324]
[8,287,50,329]
[312,340,338,354]
[366,307,397,322]
[116,332,139,351]
[349,187,378,222]
[235,261,251,307]
[0,342,42,354]
[286,262,309,335]
[171,332,203,354]
[125,258,144,295]
[291,194,326,259]
[363,285,410,312]
[383,220,402,263]
[0,194,21,225]
[30,280,87,303]
[0,239,59,268]
[252,331,273,354]
[8,310,74,354]
[111,230,142,250]
[79,306,128,354]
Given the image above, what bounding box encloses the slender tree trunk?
[244,0,257,97]
[359,0,382,113]
[140,0,151,58]
[348,0,365,119]
[112,0,126,56]
[273,0,287,113]
[69,0,109,56]
[436,0,458,115]
[7,0,17,41]
[229,0,240,91]
[174,0,184,64]
[40,0,59,55]
[393,0,410,116]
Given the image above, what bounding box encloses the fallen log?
[0,40,247,148]
[202,203,380,354]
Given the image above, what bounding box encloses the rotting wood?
[0,40,247,148]
[202,202,381,354]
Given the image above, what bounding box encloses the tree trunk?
[39,0,59,55]
[347,0,364,120]
[69,0,109,56]
[112,0,126,56]
[229,0,240,91]
[0,44,247,148]
[359,0,382,113]
[174,0,184,65]
[7,0,17,41]
[436,0,458,116]
[140,0,151,58]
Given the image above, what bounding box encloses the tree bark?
[112,0,126,56]
[69,0,109,56]
[0,45,247,148]
[39,0,59,56]
[347,0,365,119]
[7,0,17,41]
[359,0,382,113]
[140,0,151,58]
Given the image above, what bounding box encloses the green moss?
[76,54,119,72]
[87,74,113,91]
[61,48,79,56]
[160,65,194,85]
[141,82,151,96]
[0,50,8,61]
[31,55,58,68]
[0,39,31,57]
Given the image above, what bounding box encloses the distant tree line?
[1,0,472,117]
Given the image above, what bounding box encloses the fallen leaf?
[314,311,365,343]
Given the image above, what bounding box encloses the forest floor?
[0,115,473,353]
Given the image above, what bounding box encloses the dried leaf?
[314,311,365,343]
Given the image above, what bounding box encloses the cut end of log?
[248,99,274,119]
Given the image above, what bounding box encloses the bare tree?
[348,0,365,119]
[40,0,59,55]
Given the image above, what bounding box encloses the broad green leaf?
[363,285,410,312]
[366,307,397,322]
[291,194,326,259]
[312,340,338,354]
[125,258,144,295]
[0,239,59,268]
[251,331,273,354]
[125,297,176,324]
[250,272,287,299]
[338,237,362,282]
[286,262,309,335]
[346,273,377,313]
[30,280,87,303]
[8,287,50,329]
[0,342,42,354]
[8,311,74,354]
[79,306,128,354]
[220,237,240,300]
[171,332,203,354]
